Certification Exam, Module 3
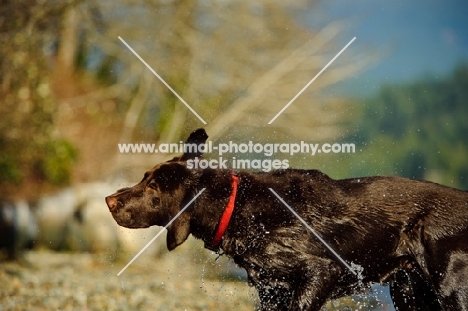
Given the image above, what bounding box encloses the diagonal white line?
[118,36,207,125]
[268,37,356,124]
[268,188,358,275]
[117,188,206,276]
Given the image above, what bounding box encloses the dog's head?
[105,128,208,250]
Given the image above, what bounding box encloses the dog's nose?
[106,196,118,211]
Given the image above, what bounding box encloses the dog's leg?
[288,259,342,311]
[439,252,468,310]
[255,280,293,311]
[390,260,442,311]
[244,264,293,311]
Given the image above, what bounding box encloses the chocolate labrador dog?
[106,129,468,311]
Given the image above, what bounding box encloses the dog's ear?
[166,213,191,250]
[179,128,208,161]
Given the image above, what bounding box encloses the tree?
[352,64,468,188]
[0,0,368,191]
[68,0,367,175]
[0,0,78,198]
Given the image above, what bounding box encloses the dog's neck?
[188,169,241,250]
[209,171,239,250]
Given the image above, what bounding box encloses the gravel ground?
[0,243,256,310]
[0,241,395,310]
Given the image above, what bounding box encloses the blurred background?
[1,0,467,309]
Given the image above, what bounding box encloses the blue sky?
[305,0,468,96]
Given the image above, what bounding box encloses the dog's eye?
[147,180,158,190]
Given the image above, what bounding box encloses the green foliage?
[354,64,468,188]
[95,55,119,85]
[0,134,78,193]
[0,1,79,197]
[34,140,78,185]
[0,154,22,185]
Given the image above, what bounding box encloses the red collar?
[210,171,239,249]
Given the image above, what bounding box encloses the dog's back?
[280,170,468,309]
[229,169,468,309]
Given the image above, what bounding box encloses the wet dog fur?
[106,129,468,311]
